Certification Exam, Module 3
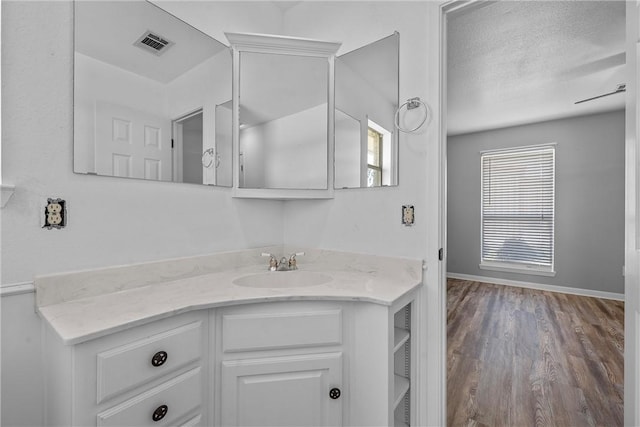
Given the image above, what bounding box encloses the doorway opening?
[443,2,626,425]
[172,109,204,184]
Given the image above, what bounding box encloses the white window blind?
[481,146,555,270]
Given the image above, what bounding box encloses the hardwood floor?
[447,279,624,427]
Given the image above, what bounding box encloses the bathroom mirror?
[238,51,328,189]
[335,33,400,188]
[73,1,232,186]
[227,32,341,197]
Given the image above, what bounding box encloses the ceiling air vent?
[134,31,174,56]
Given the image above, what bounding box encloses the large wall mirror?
[335,33,399,189]
[73,1,232,186]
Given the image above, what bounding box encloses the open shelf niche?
[393,302,412,427]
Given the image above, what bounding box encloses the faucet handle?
[261,253,278,271]
[288,252,304,270]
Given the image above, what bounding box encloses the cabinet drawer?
[222,307,342,353]
[96,320,203,403]
[97,367,202,427]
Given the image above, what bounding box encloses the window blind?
[481,146,555,268]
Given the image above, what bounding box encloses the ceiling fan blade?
[574,84,626,104]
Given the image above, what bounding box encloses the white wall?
[1,2,284,425]
[336,48,396,131]
[239,125,266,188]
[242,104,328,189]
[280,2,430,258]
[215,104,233,187]
[335,110,361,188]
[447,111,626,294]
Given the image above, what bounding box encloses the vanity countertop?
[36,247,423,345]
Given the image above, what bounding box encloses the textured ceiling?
[447,1,626,136]
[75,1,227,84]
[271,1,303,12]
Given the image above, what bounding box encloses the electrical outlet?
[43,198,66,229]
[402,205,414,226]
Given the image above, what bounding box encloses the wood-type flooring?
[447,279,624,427]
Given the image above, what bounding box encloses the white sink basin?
[233,271,332,288]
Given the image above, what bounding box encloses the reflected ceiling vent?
[134,30,174,56]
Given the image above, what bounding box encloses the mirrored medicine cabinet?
[73,1,233,187]
[73,1,400,197]
[227,32,341,199]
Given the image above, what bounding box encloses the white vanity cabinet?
[42,311,209,427]
[215,301,344,426]
[40,270,421,427]
[42,297,418,427]
[213,296,418,427]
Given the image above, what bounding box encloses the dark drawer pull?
[152,404,168,422]
[329,387,341,399]
[151,351,168,367]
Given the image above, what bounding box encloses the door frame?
[624,2,639,425]
[171,108,204,184]
[430,1,639,426]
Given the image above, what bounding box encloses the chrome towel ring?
[394,97,429,133]
[202,148,221,168]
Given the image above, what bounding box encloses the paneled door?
[95,101,172,181]
[221,352,343,426]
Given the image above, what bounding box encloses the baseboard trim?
[447,272,624,301]
[1,281,35,297]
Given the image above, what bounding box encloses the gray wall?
[447,110,625,294]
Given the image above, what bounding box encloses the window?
[480,145,555,275]
[367,127,383,187]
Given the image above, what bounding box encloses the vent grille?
[134,31,174,56]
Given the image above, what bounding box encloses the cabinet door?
[221,352,343,426]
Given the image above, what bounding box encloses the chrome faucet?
[261,252,305,271]
[277,257,289,271]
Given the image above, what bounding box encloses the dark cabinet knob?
[152,404,168,422]
[151,351,168,367]
[329,387,341,399]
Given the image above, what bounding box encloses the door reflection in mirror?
[73,1,232,186]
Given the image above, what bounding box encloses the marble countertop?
[36,247,423,345]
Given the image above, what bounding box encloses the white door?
[221,352,343,427]
[95,101,172,181]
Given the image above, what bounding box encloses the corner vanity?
[60,1,423,425]
[36,248,422,427]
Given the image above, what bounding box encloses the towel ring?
[202,148,221,168]
[394,97,429,133]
